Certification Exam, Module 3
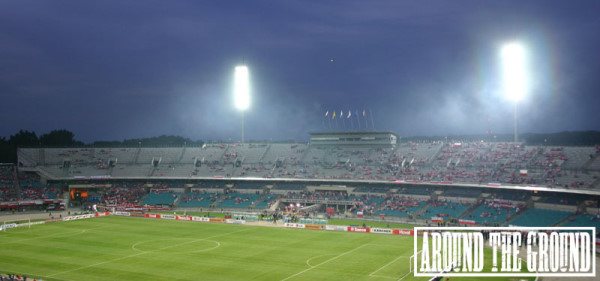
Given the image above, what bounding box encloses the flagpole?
[349,112,354,130]
[369,109,375,131]
[356,110,360,130]
[334,111,339,130]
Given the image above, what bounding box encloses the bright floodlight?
[234,65,250,110]
[501,43,527,101]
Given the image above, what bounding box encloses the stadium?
[1,130,599,280]
[2,1,600,281]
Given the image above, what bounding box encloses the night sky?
[1,1,599,143]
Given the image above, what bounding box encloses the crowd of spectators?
[180,190,220,204]
[99,187,145,206]
[23,142,600,190]
[222,190,255,205]
[284,190,347,201]
[376,195,426,216]
[0,165,17,201]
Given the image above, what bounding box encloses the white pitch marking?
[190,240,221,253]
[305,254,336,267]
[369,275,398,279]
[280,243,370,281]
[369,255,409,277]
[397,270,412,281]
[1,226,108,245]
[48,228,249,277]
[133,238,221,253]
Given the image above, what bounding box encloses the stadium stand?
[98,186,145,206]
[509,208,572,227]
[0,164,17,201]
[424,200,470,219]
[465,200,523,225]
[142,187,180,206]
[179,190,221,207]
[562,213,600,231]
[562,147,596,169]
[10,141,600,231]
[376,195,427,217]
[18,142,600,191]
[216,190,261,208]
[261,143,307,164]
[253,192,277,209]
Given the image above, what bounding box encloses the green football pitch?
[0,216,535,281]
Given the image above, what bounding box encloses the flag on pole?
[340,110,344,118]
[347,110,351,118]
[325,110,329,117]
[332,111,336,119]
[362,110,366,117]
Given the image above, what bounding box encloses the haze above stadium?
[1,1,599,143]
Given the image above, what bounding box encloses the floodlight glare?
[234,66,250,110]
[501,43,527,101]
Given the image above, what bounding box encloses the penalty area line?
[369,255,409,277]
[280,243,370,281]
[397,271,411,281]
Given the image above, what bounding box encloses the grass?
[0,216,536,281]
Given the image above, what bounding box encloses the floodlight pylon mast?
[514,101,518,143]
[242,57,245,144]
[241,111,245,144]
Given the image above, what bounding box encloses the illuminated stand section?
[501,43,527,143]
[234,65,250,143]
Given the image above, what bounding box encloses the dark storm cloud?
[0,1,599,143]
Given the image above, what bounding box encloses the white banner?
[225,219,246,224]
[325,225,347,232]
[0,223,17,231]
[63,214,94,221]
[370,228,393,234]
[16,221,45,228]
[284,223,305,229]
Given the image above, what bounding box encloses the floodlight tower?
[234,65,250,143]
[501,43,526,143]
